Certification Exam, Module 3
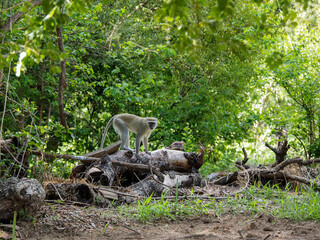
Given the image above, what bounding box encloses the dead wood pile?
[0,139,206,216]
[2,134,320,219]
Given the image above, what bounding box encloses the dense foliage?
[0,0,319,178]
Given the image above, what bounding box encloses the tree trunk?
[38,60,46,126]
[0,178,45,221]
[56,26,68,129]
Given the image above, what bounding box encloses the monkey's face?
[148,121,157,130]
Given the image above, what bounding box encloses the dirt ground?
[1,203,319,240]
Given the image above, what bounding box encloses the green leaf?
[266,52,284,69]
[111,67,120,74]
[110,88,118,96]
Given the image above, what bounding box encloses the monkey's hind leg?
[120,128,132,151]
[114,118,132,151]
[125,133,130,149]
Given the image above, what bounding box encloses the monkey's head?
[147,118,158,130]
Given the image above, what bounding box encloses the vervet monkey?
[100,113,158,158]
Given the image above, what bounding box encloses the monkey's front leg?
[135,137,143,160]
[143,137,151,155]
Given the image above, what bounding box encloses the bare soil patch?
[5,203,319,240]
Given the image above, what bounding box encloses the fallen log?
[30,141,204,173]
[0,178,45,221]
[45,182,95,204]
[273,157,320,171]
[110,158,164,182]
[236,157,320,189]
[238,168,320,189]
[130,176,165,197]
[31,143,199,168]
[162,172,203,188]
[83,151,162,186]
[44,182,119,207]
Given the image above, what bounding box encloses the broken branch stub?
[265,139,290,166]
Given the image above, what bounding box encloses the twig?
[238,230,244,239]
[123,224,143,237]
[292,133,308,159]
[152,194,229,201]
[2,144,22,165]
[0,62,11,158]
[44,200,91,206]
[132,42,157,53]
[18,116,35,176]
[235,164,246,171]
[0,224,21,231]
[133,172,148,196]
[0,92,36,117]
[263,234,271,240]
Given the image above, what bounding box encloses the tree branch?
[272,157,303,171]
[265,142,278,154]
[2,0,42,32]
[31,150,100,165]
[0,0,33,13]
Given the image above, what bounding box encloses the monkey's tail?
[100,116,115,149]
